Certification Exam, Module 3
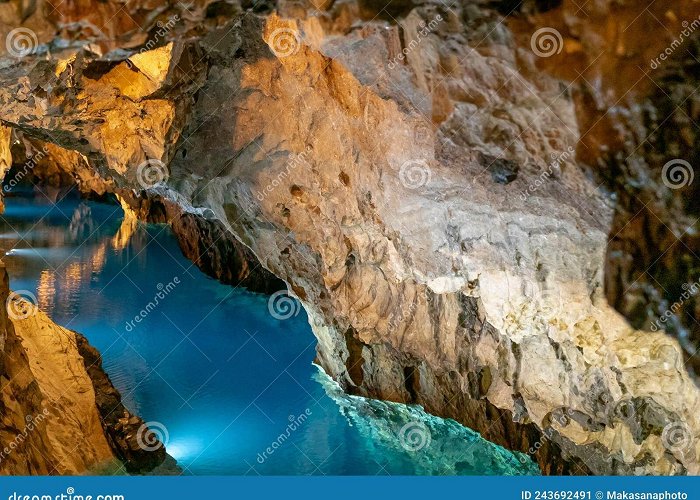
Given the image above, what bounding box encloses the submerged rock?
[314,366,539,475]
[75,332,175,473]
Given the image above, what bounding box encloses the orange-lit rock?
[0,262,167,474]
[0,0,698,477]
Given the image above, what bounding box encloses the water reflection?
[1,196,123,318]
[315,367,537,475]
[0,189,538,475]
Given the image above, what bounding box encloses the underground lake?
[0,188,537,475]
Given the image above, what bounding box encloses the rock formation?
[507,0,700,381]
[0,0,699,476]
[0,262,167,474]
[314,365,539,475]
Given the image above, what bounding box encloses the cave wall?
[0,0,699,476]
[0,262,118,474]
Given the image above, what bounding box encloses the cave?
[0,0,699,483]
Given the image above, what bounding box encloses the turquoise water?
[0,189,538,475]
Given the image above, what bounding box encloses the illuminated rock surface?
[0,0,699,476]
[0,262,167,474]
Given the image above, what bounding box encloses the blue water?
[0,189,538,475]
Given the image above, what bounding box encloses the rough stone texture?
[314,365,540,474]
[601,41,700,377]
[0,261,167,474]
[0,0,699,476]
[507,1,700,377]
[0,262,118,474]
[75,333,169,474]
[171,212,287,294]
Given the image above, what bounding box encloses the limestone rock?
[0,262,117,474]
[0,262,167,474]
[0,0,698,476]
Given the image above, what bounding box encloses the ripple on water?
[0,191,539,475]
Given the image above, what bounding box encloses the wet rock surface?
[0,260,168,474]
[0,264,116,474]
[0,0,699,476]
[75,333,170,474]
[171,212,287,294]
[314,365,541,474]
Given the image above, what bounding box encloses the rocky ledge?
[0,0,699,476]
[0,262,168,474]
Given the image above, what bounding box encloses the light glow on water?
[0,189,538,476]
[6,248,37,256]
[165,438,205,463]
